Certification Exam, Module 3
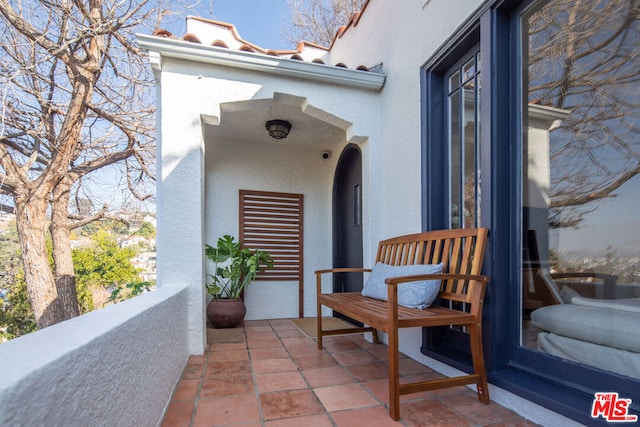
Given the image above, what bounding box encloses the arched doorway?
[332,145,364,308]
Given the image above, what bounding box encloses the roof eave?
[137,34,385,91]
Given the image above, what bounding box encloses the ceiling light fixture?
[265,120,292,139]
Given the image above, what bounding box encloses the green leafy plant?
[106,281,152,305]
[205,235,273,299]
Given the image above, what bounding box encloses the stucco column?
[155,71,207,355]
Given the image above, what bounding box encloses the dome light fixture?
[265,119,292,139]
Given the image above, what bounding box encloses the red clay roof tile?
[152,2,378,74]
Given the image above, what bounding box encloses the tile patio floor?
[161,319,540,427]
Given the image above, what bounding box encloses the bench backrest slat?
[374,228,488,309]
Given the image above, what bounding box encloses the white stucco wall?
[204,136,336,319]
[155,56,383,324]
[0,284,190,427]
[143,2,585,423]
[329,0,484,241]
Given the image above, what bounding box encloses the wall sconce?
[265,120,292,139]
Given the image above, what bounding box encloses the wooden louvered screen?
[239,190,304,317]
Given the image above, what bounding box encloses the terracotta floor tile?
[250,346,289,360]
[161,400,194,427]
[259,389,324,420]
[269,318,296,327]
[349,336,382,349]
[200,374,254,398]
[244,320,270,327]
[247,336,283,348]
[366,347,391,361]
[284,343,321,356]
[205,359,251,377]
[302,366,355,387]
[322,339,362,353]
[322,336,352,344]
[264,413,334,426]
[314,383,379,411]
[171,379,200,401]
[160,319,544,427]
[275,328,305,338]
[345,361,389,381]
[193,395,260,426]
[208,341,246,351]
[253,357,297,374]
[441,392,521,424]
[244,325,273,332]
[207,349,248,361]
[362,379,432,403]
[332,350,377,366]
[256,371,308,393]
[330,405,404,426]
[399,357,433,375]
[401,398,474,427]
[182,355,205,379]
[245,330,279,339]
[484,420,542,427]
[293,352,338,370]
[280,336,313,348]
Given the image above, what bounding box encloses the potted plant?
[205,235,273,328]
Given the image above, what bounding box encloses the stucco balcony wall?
[0,283,190,426]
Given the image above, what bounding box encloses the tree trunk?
[50,178,80,320]
[14,193,64,329]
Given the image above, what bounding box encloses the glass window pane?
[448,49,481,229]
[462,57,475,85]
[521,0,640,381]
[449,91,462,228]
[462,79,477,228]
[449,70,460,94]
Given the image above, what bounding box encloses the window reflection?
[448,51,481,228]
[521,0,640,380]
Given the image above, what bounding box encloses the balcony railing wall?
[0,283,191,426]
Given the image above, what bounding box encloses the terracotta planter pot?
[207,298,246,328]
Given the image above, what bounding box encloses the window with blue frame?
[447,49,481,229]
[521,0,640,382]
[423,0,640,423]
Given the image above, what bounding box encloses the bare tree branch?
[0,0,171,328]
[283,0,366,47]
[528,0,640,228]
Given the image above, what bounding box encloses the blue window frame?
[422,1,640,424]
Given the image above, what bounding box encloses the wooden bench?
[315,228,490,420]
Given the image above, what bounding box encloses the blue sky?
[175,0,293,50]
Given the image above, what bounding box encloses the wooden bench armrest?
[315,267,372,295]
[385,273,489,314]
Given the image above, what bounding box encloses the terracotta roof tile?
[329,0,371,48]
[150,4,380,75]
[153,29,175,39]
[212,39,229,48]
[182,33,201,43]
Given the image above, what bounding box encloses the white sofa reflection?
[530,270,640,379]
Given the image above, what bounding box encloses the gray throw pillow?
[361,262,444,309]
